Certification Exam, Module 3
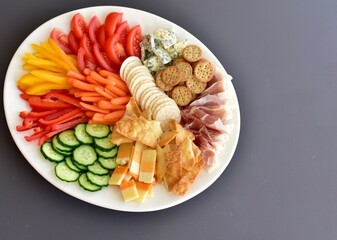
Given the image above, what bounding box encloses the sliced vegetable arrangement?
[50,12,142,73]
[14,10,236,204]
[41,123,117,191]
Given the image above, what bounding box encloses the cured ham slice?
[181,71,235,171]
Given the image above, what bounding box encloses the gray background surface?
[1,0,336,239]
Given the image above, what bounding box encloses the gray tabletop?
[1,0,336,239]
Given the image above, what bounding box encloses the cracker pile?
[155,45,215,107]
[120,57,181,125]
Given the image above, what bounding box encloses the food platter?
[3,6,240,212]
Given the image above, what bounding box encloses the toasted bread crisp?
[161,66,181,86]
[115,116,162,148]
[186,75,207,94]
[193,59,214,83]
[171,86,193,107]
[182,45,202,62]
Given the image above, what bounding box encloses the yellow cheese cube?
[120,180,139,202]
[139,150,156,183]
[109,165,128,185]
[116,142,133,165]
[129,142,147,180]
[136,182,152,202]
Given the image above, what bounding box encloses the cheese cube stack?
[128,142,147,180]
[116,142,133,165]
[120,180,139,202]
[139,150,157,183]
[136,182,152,202]
[109,165,128,185]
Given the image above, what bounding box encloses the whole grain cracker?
[174,61,193,82]
[193,59,214,83]
[186,75,207,94]
[161,66,181,86]
[171,86,193,107]
[182,45,202,62]
[155,71,174,91]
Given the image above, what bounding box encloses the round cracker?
[144,91,166,110]
[161,66,181,86]
[193,59,214,83]
[174,61,193,82]
[133,81,157,104]
[120,57,142,81]
[139,86,161,109]
[154,105,181,124]
[171,86,193,107]
[155,71,173,91]
[126,66,151,85]
[182,45,202,62]
[186,75,207,94]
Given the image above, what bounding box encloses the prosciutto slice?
[181,71,235,171]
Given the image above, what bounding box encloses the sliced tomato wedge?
[126,25,142,57]
[77,48,86,72]
[104,12,123,37]
[96,25,106,49]
[93,42,117,72]
[114,21,130,45]
[71,13,87,39]
[80,34,96,63]
[68,31,79,53]
[50,28,73,54]
[88,16,101,44]
[105,34,127,66]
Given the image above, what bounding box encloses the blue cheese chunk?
[153,29,177,49]
[145,55,165,72]
[173,39,187,54]
[153,47,172,65]
[166,46,179,59]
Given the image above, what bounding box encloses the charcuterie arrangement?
[14,11,235,203]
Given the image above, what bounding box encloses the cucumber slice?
[73,161,88,171]
[94,134,116,151]
[97,157,117,170]
[86,172,110,187]
[73,145,97,166]
[88,161,109,175]
[57,130,80,148]
[85,123,110,138]
[65,156,82,173]
[74,123,94,144]
[52,136,73,153]
[95,147,118,158]
[55,161,80,182]
[78,173,102,192]
[41,142,65,162]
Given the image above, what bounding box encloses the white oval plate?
[3,6,240,212]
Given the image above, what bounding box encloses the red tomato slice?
[104,12,123,37]
[114,21,130,45]
[105,34,126,66]
[126,25,143,57]
[71,13,87,39]
[50,28,73,54]
[80,34,96,63]
[88,16,101,44]
[77,48,86,72]
[96,25,106,49]
[92,42,117,72]
[68,31,79,53]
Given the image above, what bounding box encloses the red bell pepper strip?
[38,108,82,125]
[28,96,72,110]
[25,126,52,142]
[40,108,75,121]
[44,92,81,108]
